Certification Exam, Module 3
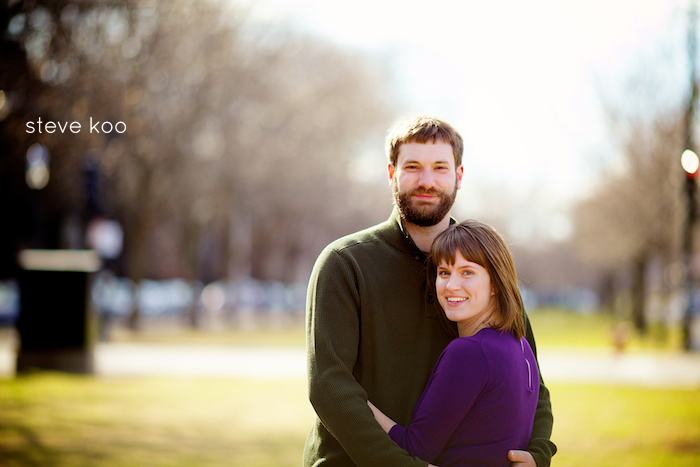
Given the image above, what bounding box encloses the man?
[304,116,556,466]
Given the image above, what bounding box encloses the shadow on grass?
[0,422,61,465]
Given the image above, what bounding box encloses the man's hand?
[508,450,536,467]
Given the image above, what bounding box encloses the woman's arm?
[369,401,439,467]
[367,400,397,433]
[381,340,488,463]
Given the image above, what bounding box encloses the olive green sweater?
[304,209,556,466]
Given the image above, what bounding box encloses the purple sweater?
[389,327,539,466]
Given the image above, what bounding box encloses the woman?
[368,220,539,466]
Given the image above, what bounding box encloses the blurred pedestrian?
[612,321,630,353]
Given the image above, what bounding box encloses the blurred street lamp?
[25,143,50,190]
[681,149,700,175]
[25,143,50,247]
[87,218,123,260]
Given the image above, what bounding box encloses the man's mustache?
[408,188,443,197]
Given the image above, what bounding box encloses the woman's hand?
[367,400,397,433]
[508,450,536,466]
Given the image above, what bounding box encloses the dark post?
[683,0,699,351]
[16,250,100,373]
[682,153,698,350]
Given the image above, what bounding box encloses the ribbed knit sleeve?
[306,246,427,466]
[523,314,557,466]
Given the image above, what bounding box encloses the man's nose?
[417,169,436,189]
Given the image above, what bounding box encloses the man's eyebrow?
[401,159,452,165]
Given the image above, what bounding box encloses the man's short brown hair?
[385,115,464,167]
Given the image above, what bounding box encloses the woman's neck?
[457,309,498,338]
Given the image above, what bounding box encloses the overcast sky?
[242,0,690,241]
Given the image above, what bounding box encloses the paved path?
[537,348,700,388]
[1,341,699,388]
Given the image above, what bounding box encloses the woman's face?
[436,250,495,336]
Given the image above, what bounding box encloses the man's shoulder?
[324,219,393,254]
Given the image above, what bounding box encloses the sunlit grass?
[552,384,700,467]
[0,374,698,466]
[107,316,306,348]
[0,374,314,466]
[1,310,698,465]
[528,308,684,352]
[109,307,684,353]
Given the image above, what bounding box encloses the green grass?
[0,374,698,466]
[528,308,684,352]
[109,325,306,348]
[551,383,700,466]
[108,307,684,352]
[1,310,698,466]
[0,374,315,466]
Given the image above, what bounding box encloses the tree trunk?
[597,272,616,315]
[631,253,648,335]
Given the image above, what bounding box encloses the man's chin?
[402,210,443,227]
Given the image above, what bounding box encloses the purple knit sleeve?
[388,338,489,463]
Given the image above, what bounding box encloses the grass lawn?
[105,307,685,353]
[0,374,698,466]
[0,374,314,467]
[0,310,698,466]
[528,308,685,352]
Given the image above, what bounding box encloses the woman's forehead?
[437,250,484,268]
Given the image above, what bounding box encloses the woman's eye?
[438,271,450,277]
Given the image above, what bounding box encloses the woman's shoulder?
[442,330,495,361]
[450,328,521,358]
[453,327,515,344]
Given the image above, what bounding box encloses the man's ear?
[456,165,464,189]
[388,163,395,184]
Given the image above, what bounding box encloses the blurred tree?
[0,0,127,274]
[572,111,685,334]
[569,21,692,335]
[1,0,395,328]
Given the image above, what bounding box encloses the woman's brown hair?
[429,219,526,340]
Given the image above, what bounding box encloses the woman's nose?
[446,275,461,290]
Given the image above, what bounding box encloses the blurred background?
[0,0,699,466]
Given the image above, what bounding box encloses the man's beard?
[393,179,458,227]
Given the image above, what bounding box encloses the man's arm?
[306,248,427,466]
[522,312,557,467]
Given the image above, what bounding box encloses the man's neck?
[402,215,452,254]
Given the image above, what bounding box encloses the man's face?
[389,141,463,227]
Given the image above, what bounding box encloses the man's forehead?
[397,141,455,163]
